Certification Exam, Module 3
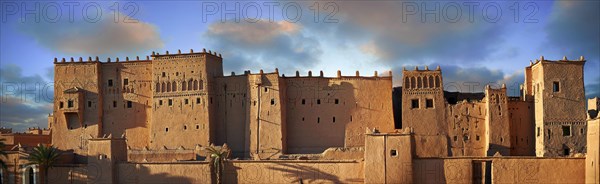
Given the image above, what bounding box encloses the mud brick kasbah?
[2,49,599,183]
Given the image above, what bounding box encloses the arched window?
[428,76,434,88]
[424,76,429,88]
[435,76,440,88]
[410,77,416,89]
[161,82,166,92]
[405,77,410,89]
[172,82,177,92]
[417,77,422,88]
[199,80,204,90]
[193,80,198,90]
[166,82,171,92]
[155,83,160,92]
[188,80,193,91]
[22,165,37,184]
[182,81,187,91]
[495,94,500,103]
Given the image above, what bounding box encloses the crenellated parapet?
[53,55,152,64]
[151,48,222,59]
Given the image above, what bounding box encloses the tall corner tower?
[401,66,446,135]
[531,56,587,157]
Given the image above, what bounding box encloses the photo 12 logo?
[1,1,140,23]
[201,1,339,23]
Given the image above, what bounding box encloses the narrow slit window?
[127,101,132,108]
[553,81,560,92]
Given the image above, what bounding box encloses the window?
[185,99,189,104]
[113,101,117,108]
[333,117,336,123]
[184,125,187,130]
[196,125,200,129]
[108,79,113,87]
[553,81,560,92]
[264,87,268,92]
[162,72,166,77]
[168,99,173,106]
[563,148,570,156]
[335,99,339,104]
[159,100,163,105]
[537,127,540,137]
[476,135,480,141]
[88,101,92,107]
[67,100,74,108]
[126,101,132,108]
[317,99,321,104]
[580,128,584,135]
[59,101,64,108]
[196,98,201,104]
[301,99,305,105]
[453,136,458,141]
[165,128,169,132]
[425,99,433,108]
[411,99,419,109]
[390,149,397,157]
[562,125,571,136]
[317,117,320,123]
[271,99,275,105]
[124,78,129,85]
[302,117,305,121]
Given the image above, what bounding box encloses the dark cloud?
[300,1,509,65]
[0,65,53,132]
[204,20,322,74]
[393,64,523,96]
[18,12,163,56]
[545,1,600,61]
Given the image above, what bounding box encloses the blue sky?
[1,0,599,131]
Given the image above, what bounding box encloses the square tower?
[401,66,446,135]
[528,56,587,157]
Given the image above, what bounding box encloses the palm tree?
[0,138,7,169]
[206,143,230,184]
[26,144,61,184]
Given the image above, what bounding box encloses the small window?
[317,117,320,123]
[562,125,571,136]
[196,125,200,129]
[185,99,189,104]
[317,99,321,104]
[390,149,397,157]
[127,101,132,108]
[162,72,166,77]
[59,101,64,108]
[67,100,74,108]
[196,98,201,104]
[301,99,306,105]
[271,99,275,105]
[264,87,268,92]
[302,117,305,121]
[335,99,339,104]
[88,101,92,107]
[553,81,560,92]
[580,128,584,135]
[159,100,163,105]
[184,125,187,130]
[411,99,419,109]
[425,99,433,108]
[124,79,129,85]
[108,79,113,87]
[165,128,169,132]
[476,135,480,141]
[537,127,540,137]
[333,117,336,123]
[168,99,173,106]
[210,97,213,104]
[453,136,458,141]
[113,101,117,108]
[563,148,570,156]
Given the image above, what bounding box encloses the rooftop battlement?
[151,48,222,58]
[221,69,393,80]
[53,55,152,64]
[528,55,586,67]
